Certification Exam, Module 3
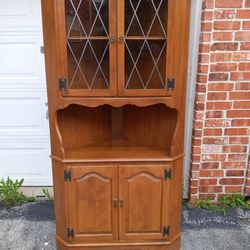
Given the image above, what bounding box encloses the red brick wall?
[190,0,250,202]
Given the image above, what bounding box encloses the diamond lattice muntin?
[125,0,168,89]
[65,0,110,89]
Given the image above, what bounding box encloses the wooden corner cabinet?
[42,0,191,249]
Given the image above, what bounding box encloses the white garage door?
[0,0,52,186]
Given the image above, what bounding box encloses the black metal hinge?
[67,228,74,238]
[163,226,170,236]
[59,78,67,91]
[165,169,172,180]
[64,170,71,182]
[167,78,175,90]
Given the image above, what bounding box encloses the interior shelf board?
[64,138,171,162]
[67,36,166,41]
[125,36,167,40]
[67,36,109,41]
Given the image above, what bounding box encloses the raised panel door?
[66,165,118,242]
[119,165,170,241]
[57,0,117,96]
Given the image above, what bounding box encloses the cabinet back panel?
[57,105,112,151]
[123,104,178,151]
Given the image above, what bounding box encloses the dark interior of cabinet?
[57,104,178,160]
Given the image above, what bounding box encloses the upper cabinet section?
[56,0,175,97]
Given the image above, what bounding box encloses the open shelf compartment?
[56,104,178,161]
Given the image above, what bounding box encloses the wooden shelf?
[67,36,166,41]
[67,36,108,41]
[64,138,170,162]
[125,36,167,40]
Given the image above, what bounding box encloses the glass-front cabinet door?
[59,0,117,96]
[118,0,171,96]
[58,0,171,97]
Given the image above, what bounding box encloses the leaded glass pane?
[125,0,168,90]
[125,0,168,37]
[65,0,110,90]
[125,40,166,89]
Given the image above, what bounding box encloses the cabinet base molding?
[56,235,180,250]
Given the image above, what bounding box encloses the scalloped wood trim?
[61,97,173,108]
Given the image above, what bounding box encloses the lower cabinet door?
[119,165,170,241]
[66,165,118,242]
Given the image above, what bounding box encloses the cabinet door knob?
[110,36,115,43]
[119,199,124,208]
[113,198,118,208]
[119,37,124,43]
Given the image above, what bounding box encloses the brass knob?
[119,37,124,43]
[113,198,118,208]
[110,36,115,43]
[119,199,124,208]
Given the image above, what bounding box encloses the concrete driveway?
[0,202,249,250]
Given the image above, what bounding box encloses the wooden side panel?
[168,158,183,241]
[170,0,191,156]
[52,160,68,241]
[119,165,170,241]
[41,0,64,158]
[66,165,118,243]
